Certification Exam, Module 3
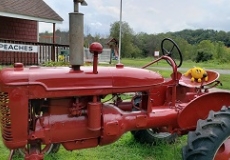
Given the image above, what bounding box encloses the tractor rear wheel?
[182,106,230,160]
[131,128,177,145]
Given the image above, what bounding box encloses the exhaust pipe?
[69,0,87,70]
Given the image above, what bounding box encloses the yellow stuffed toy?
[184,67,208,82]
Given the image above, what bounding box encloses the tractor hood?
[0,64,164,97]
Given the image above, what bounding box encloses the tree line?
[39,21,230,63]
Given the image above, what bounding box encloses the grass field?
[113,58,230,69]
[0,58,229,159]
[2,133,186,160]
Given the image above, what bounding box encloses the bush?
[194,51,213,63]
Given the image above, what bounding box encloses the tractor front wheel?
[131,128,177,145]
[182,106,230,160]
[14,143,60,158]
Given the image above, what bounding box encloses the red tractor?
[0,1,230,160]
[2,41,229,160]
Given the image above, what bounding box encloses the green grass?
[217,74,230,90]
[116,58,230,69]
[0,140,9,159]
[0,58,229,159]
[46,133,185,160]
[2,133,186,160]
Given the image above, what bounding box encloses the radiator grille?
[0,92,13,141]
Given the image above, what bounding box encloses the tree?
[214,41,225,59]
[194,40,215,62]
[194,51,213,63]
[38,23,230,63]
[110,21,140,58]
[173,37,195,61]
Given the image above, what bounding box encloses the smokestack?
[69,0,87,70]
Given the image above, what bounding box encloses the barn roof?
[0,0,63,23]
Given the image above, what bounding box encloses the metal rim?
[18,144,54,156]
[214,137,230,160]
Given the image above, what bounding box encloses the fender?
[178,91,230,129]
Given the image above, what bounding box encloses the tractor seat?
[179,70,219,87]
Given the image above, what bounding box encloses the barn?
[0,0,63,65]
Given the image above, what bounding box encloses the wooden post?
[52,23,56,61]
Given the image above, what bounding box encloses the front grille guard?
[0,92,13,141]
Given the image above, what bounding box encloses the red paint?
[0,45,229,159]
[215,139,230,160]
[178,92,230,129]
[90,42,103,74]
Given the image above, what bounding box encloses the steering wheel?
[161,38,183,68]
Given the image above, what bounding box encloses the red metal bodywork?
[0,56,230,159]
[0,64,166,148]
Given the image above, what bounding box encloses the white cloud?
[40,0,230,35]
[90,22,102,27]
[209,0,225,5]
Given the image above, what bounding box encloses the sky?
[40,0,230,35]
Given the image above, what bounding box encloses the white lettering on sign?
[0,43,38,53]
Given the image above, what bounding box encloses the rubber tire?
[182,106,230,160]
[48,143,61,153]
[15,143,61,157]
[131,129,177,145]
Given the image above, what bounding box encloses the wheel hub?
[215,138,230,160]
